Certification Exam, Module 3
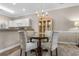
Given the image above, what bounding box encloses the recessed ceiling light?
[42,10,44,13]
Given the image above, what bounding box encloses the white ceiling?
[0,3,79,17]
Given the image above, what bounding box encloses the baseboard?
[58,42,78,45]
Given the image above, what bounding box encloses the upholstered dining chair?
[50,31,59,56]
[18,30,37,56]
[41,31,59,56]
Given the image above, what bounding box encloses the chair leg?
[20,49,22,56]
[50,51,52,56]
[56,48,58,56]
[35,49,38,56]
[25,52,27,56]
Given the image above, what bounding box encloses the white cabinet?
[9,18,32,28]
[0,17,32,29]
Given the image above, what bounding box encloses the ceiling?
[0,3,79,17]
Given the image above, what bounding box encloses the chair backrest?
[45,30,53,42]
[52,32,59,50]
[45,31,52,37]
[18,30,26,50]
[18,30,36,49]
[26,31,37,42]
[19,30,35,42]
[26,31,35,37]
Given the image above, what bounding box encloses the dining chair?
[18,30,37,56]
[41,31,59,56]
[50,32,59,56]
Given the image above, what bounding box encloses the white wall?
[48,8,75,31]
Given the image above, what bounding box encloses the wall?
[48,9,74,31]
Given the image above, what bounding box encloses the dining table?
[30,36,49,56]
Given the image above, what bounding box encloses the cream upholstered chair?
[51,32,59,56]
[18,30,37,56]
[41,31,59,56]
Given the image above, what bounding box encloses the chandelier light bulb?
[42,10,44,13]
[42,14,45,17]
[49,22,51,25]
[37,14,40,17]
[45,12,48,15]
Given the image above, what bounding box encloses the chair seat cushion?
[41,42,58,51]
[26,43,37,51]
[41,42,50,49]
